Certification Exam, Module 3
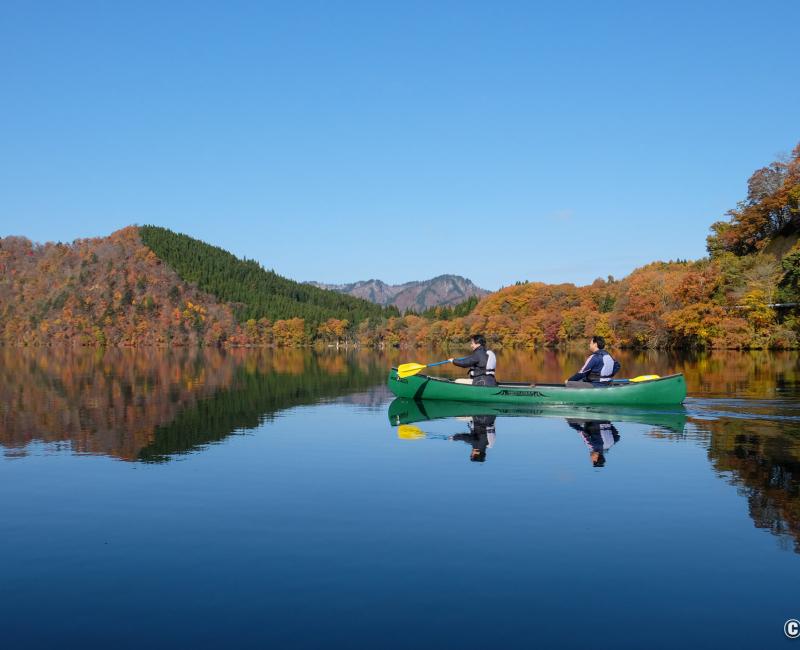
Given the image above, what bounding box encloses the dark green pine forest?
[138,226,399,326]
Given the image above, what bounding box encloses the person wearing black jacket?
[449,334,497,386]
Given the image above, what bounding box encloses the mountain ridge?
[307,274,488,311]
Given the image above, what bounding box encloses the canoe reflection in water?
[450,415,497,462]
[566,418,620,467]
[387,397,686,468]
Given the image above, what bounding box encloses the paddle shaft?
[426,357,467,368]
[396,356,472,379]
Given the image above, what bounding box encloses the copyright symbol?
[786,619,800,639]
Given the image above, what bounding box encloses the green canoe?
[387,397,688,433]
[387,369,687,407]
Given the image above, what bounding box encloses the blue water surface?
[1,349,799,649]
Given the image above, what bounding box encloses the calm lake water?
[2,347,800,648]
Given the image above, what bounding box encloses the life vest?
[587,350,620,382]
[486,349,497,376]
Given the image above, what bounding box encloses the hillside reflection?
[690,416,800,553]
[0,347,388,462]
[3,346,800,554]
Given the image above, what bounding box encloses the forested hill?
[138,226,397,324]
[0,226,397,347]
[0,227,239,346]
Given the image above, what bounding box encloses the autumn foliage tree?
[2,143,799,350]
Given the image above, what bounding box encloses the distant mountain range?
[307,275,489,312]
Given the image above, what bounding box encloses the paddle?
[397,357,467,379]
[609,374,661,384]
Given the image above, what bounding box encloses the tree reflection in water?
[2,346,800,555]
[0,347,389,462]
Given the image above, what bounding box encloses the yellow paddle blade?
[397,425,426,440]
[630,374,661,382]
[397,362,427,379]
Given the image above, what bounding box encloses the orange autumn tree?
[272,318,308,347]
[707,143,800,256]
[317,318,350,344]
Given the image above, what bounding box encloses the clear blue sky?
[1,1,798,290]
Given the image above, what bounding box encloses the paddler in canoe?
[566,335,621,385]
[447,334,497,386]
[391,334,685,406]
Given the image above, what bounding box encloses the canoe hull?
[387,369,687,407]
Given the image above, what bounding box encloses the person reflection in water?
[566,419,620,467]
[450,415,496,462]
